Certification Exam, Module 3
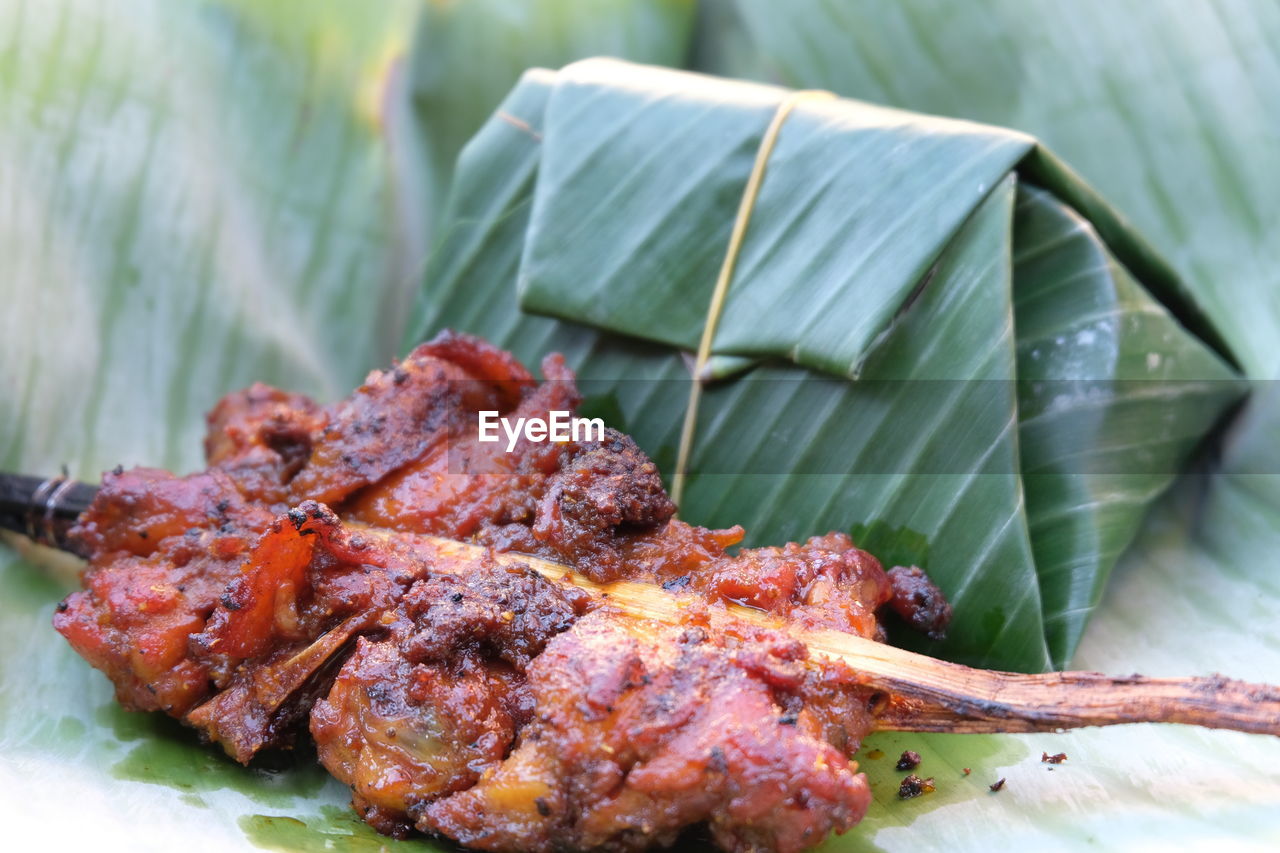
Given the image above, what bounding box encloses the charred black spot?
[898,774,934,799]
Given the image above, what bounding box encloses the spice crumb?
[1041,752,1068,764]
[895,750,921,771]
[898,774,935,799]
[962,767,971,776]
[989,778,1006,792]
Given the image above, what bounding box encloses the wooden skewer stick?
[419,534,1280,737]
[0,472,97,555]
[3,474,1277,738]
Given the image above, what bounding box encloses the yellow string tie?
[671,89,834,508]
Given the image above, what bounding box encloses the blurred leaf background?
[1,0,1278,850]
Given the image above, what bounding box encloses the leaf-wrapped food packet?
[408,59,1242,671]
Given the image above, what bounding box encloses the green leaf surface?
[387,0,697,306]
[718,0,1280,378]
[2,2,1277,852]
[0,0,419,478]
[1011,185,1241,664]
[410,60,1240,669]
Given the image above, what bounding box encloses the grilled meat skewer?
[2,331,1276,853]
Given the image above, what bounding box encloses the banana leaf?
[390,0,698,279]
[0,0,422,479]
[407,59,1242,671]
[2,2,1278,852]
[712,0,1280,379]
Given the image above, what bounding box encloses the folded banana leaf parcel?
[408,59,1243,673]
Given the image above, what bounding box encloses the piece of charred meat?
[311,560,588,837]
[885,566,953,641]
[53,467,275,716]
[50,330,960,852]
[419,611,877,853]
